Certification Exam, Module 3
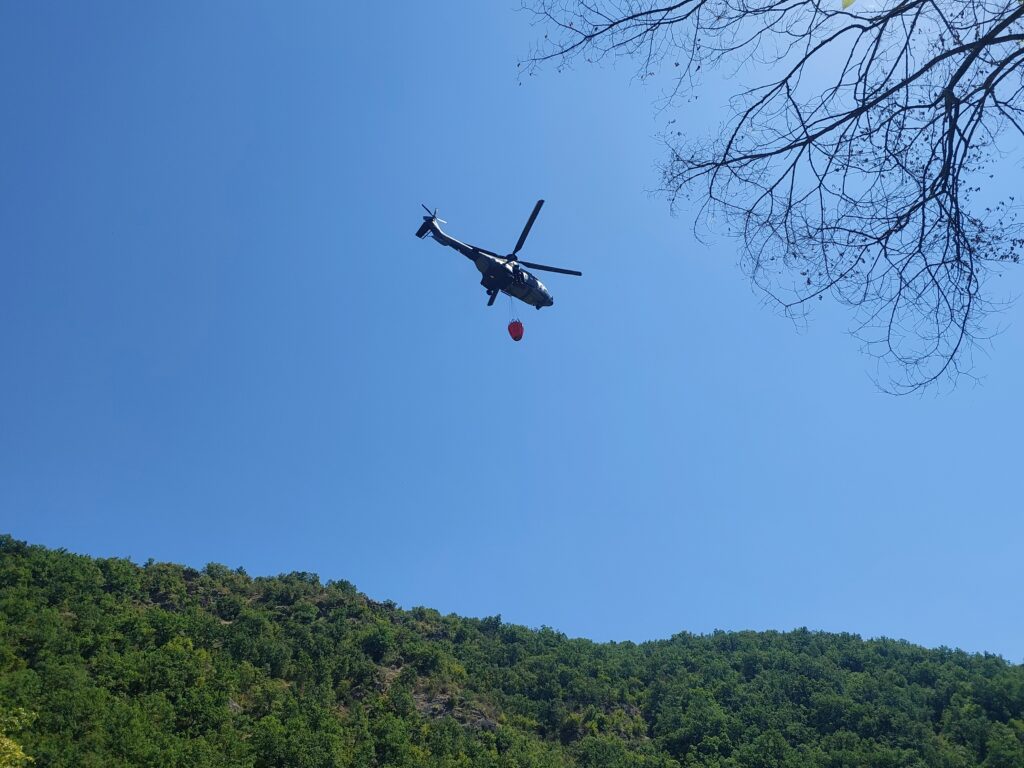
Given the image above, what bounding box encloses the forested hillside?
[1,536,1022,767]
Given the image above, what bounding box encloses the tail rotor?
[420,203,446,224]
[416,203,446,238]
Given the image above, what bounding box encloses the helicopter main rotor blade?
[518,260,582,277]
[511,199,544,256]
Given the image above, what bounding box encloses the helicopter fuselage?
[420,220,554,309]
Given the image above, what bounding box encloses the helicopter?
[415,199,582,309]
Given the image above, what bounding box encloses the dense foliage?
[1,535,1022,767]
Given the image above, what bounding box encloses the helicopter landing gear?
[486,289,499,307]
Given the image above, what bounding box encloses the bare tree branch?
[525,0,1024,391]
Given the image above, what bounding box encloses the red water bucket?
[507,319,524,341]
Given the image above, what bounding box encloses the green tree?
[983,722,1024,768]
[0,708,34,768]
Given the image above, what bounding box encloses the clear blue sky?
[2,2,1022,661]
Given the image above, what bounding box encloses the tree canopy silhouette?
[526,0,1024,391]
